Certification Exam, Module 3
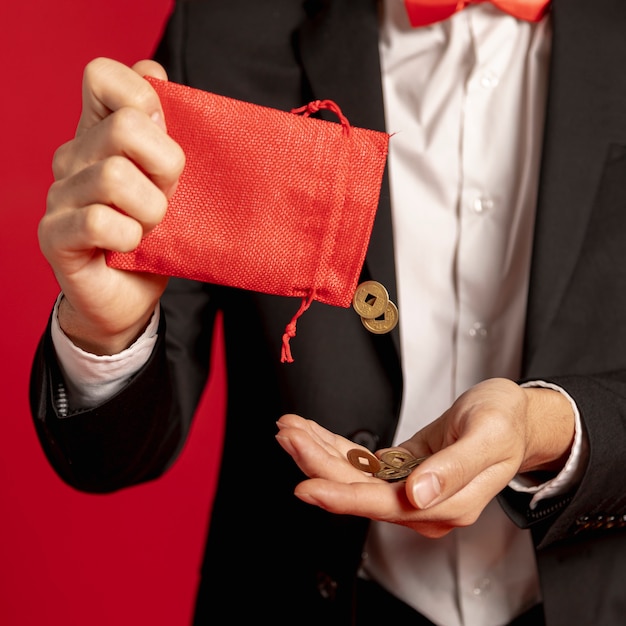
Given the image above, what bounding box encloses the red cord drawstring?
[281,290,316,363]
[290,100,351,136]
[279,99,350,363]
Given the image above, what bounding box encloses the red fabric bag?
[106,77,389,361]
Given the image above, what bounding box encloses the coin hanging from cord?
[361,300,398,334]
[352,280,390,319]
[352,280,399,334]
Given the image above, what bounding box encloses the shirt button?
[348,429,379,451]
[472,196,494,215]
[480,70,499,89]
[472,577,491,596]
[316,572,338,601]
[469,322,488,340]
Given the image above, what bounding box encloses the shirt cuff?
[50,293,160,414]
[508,380,589,510]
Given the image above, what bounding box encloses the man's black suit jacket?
[30,1,626,624]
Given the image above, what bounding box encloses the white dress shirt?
[51,3,586,625]
[360,3,557,625]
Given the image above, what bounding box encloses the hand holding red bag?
[106,77,390,361]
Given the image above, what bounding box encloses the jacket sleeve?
[29,279,219,494]
[29,310,184,493]
[500,372,626,549]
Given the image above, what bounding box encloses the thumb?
[405,437,503,510]
[131,59,169,132]
[76,57,167,135]
[131,59,168,81]
[409,470,443,510]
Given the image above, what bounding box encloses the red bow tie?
[403,0,550,27]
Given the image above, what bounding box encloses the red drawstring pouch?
[106,77,389,361]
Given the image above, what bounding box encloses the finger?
[294,478,414,520]
[276,415,378,482]
[77,57,167,135]
[276,418,493,534]
[48,156,169,232]
[277,414,357,457]
[54,106,185,194]
[295,472,493,537]
[404,435,518,511]
[39,201,144,268]
[294,477,466,539]
[131,59,168,81]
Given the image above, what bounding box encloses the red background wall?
[0,2,225,624]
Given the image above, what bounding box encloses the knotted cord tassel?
[281,290,316,363]
[290,100,351,136]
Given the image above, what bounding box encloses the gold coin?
[375,466,412,481]
[348,448,428,482]
[377,453,428,482]
[361,300,399,334]
[352,281,389,320]
[347,448,381,474]
[379,449,415,468]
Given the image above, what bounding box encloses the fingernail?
[412,472,441,509]
[295,491,319,506]
[275,433,297,457]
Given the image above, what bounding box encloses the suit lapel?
[298,0,386,132]
[296,0,626,371]
[297,0,401,357]
[524,0,626,370]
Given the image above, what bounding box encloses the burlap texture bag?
[106,77,389,361]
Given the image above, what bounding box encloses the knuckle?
[51,140,75,180]
[45,179,66,214]
[83,57,120,97]
[82,57,105,86]
[109,106,144,138]
[167,141,186,178]
[132,79,161,113]
[99,155,131,189]
[153,191,169,222]
[415,523,451,539]
[447,456,471,484]
[456,510,480,527]
[37,213,54,254]
[81,203,110,239]
[142,192,168,232]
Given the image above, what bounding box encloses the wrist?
[57,294,154,356]
[520,386,576,474]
